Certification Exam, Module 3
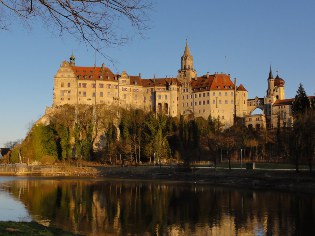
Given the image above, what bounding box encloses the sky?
[0,0,314,147]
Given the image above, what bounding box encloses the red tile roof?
[141,78,178,87]
[273,98,294,106]
[72,66,116,81]
[237,84,247,91]
[191,73,235,92]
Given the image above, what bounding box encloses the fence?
[0,164,95,176]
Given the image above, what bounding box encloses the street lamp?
[240,149,243,169]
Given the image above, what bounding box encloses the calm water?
[0,177,314,236]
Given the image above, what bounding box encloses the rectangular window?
[68,83,70,87]
[100,92,103,97]
[78,83,81,88]
[203,93,205,97]
[231,92,234,96]
[199,94,201,98]
[207,100,209,104]
[195,102,197,106]
[213,100,215,104]
[83,92,86,97]
[165,95,167,99]
[225,100,228,104]
[225,92,228,96]
[99,83,104,88]
[92,92,96,97]
[213,92,215,96]
[107,92,110,97]
[219,92,222,96]
[195,94,197,98]
[199,101,201,105]
[123,94,126,99]
[158,95,161,99]
[82,83,87,88]
[203,101,205,105]
[207,92,209,96]
[61,82,64,87]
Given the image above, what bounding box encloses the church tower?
[178,40,197,82]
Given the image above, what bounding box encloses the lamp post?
[240,149,243,169]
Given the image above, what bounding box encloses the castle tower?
[70,53,76,66]
[178,40,197,82]
[265,66,285,103]
[266,65,274,98]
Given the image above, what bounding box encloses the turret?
[178,40,197,82]
[70,53,75,66]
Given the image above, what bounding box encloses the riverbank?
[96,166,315,194]
[1,164,315,194]
[0,221,80,236]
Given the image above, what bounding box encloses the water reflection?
[1,178,314,235]
[0,189,31,222]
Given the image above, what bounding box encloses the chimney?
[206,72,209,78]
[139,73,141,78]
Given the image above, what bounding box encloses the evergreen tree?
[292,83,310,117]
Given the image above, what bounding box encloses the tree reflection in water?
[2,179,315,235]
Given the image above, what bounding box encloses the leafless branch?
[0,0,152,58]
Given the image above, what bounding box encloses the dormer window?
[100,75,103,79]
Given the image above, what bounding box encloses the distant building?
[52,41,302,129]
[53,41,248,127]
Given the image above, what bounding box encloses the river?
[0,177,314,235]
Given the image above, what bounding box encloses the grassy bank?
[0,221,80,236]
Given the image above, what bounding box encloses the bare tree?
[0,0,152,56]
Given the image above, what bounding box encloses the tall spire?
[268,65,273,79]
[184,38,191,56]
[181,39,194,71]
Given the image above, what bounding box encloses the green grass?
[0,221,80,236]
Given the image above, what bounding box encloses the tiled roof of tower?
[237,84,247,91]
[72,66,116,81]
[274,75,285,87]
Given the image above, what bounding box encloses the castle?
[52,41,291,129]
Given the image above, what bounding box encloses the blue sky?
[0,0,314,146]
